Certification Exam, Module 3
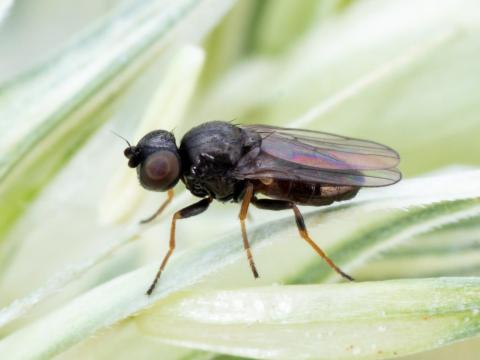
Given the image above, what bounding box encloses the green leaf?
[357,215,480,280]
[137,278,480,360]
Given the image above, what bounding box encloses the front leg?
[146,197,212,295]
[252,197,353,281]
[141,189,174,224]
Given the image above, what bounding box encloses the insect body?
[123,121,401,294]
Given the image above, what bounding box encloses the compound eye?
[139,151,180,191]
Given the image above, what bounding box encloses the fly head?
[124,130,181,191]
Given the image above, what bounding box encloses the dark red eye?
[138,151,180,191]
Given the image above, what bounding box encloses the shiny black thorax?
[179,121,261,202]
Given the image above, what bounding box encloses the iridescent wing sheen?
[233,125,401,187]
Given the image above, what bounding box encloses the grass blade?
[137,278,480,360]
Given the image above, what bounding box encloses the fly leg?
[239,183,259,278]
[141,189,174,224]
[252,197,353,281]
[146,197,212,295]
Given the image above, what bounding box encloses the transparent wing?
[233,125,401,187]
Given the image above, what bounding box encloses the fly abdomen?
[253,179,359,206]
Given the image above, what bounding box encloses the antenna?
[110,130,132,147]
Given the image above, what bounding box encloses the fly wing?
[233,125,401,187]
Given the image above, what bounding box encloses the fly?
[122,121,401,295]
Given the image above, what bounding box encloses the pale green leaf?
[357,215,480,280]
[137,278,480,360]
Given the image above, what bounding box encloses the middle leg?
[238,183,259,278]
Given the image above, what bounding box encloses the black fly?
[123,121,401,295]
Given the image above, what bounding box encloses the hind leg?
[252,197,353,281]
